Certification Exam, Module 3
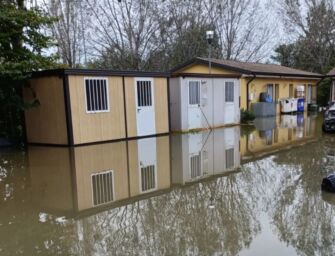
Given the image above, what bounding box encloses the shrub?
[240,108,256,123]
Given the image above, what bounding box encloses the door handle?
[137,108,141,113]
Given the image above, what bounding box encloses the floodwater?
[0,113,335,255]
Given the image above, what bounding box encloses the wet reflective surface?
[1,113,334,255]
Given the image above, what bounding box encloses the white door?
[224,127,236,171]
[188,133,203,180]
[135,78,156,136]
[188,80,202,129]
[224,81,235,124]
[138,138,157,193]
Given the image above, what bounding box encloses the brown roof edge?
[30,68,170,78]
[171,57,323,78]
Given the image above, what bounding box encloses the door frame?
[187,79,202,129]
[224,80,236,124]
[137,138,158,194]
[134,77,156,136]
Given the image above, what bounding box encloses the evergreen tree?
[0,0,56,144]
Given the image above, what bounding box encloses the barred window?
[141,165,156,192]
[137,80,152,107]
[225,148,234,169]
[190,153,201,178]
[225,82,234,102]
[91,170,114,206]
[85,78,109,112]
[189,81,200,105]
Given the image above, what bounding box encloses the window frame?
[188,80,201,106]
[135,78,154,108]
[139,164,158,194]
[189,152,202,179]
[84,77,110,114]
[91,170,115,207]
[225,81,235,103]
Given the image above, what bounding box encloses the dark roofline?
[31,68,170,78]
[171,58,324,78]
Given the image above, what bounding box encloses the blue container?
[297,113,304,127]
[297,98,304,112]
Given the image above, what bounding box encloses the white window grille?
[141,165,156,191]
[190,153,201,178]
[85,78,109,112]
[137,80,153,107]
[91,170,114,206]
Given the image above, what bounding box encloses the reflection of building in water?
[28,136,170,216]
[171,126,240,185]
[240,114,317,161]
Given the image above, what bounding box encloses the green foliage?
[272,2,335,104]
[317,77,332,106]
[240,109,255,124]
[0,1,56,144]
[159,24,222,70]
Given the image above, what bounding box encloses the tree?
[87,0,275,70]
[86,0,162,70]
[271,44,298,68]
[0,0,56,144]
[212,0,274,62]
[273,0,335,105]
[42,0,89,67]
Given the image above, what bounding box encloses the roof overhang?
[171,58,324,79]
[31,69,170,78]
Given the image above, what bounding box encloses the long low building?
[170,58,322,132]
[23,59,322,145]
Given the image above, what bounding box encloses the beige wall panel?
[124,77,137,137]
[239,135,248,157]
[240,79,247,110]
[176,64,240,75]
[28,147,73,213]
[156,136,171,189]
[73,141,129,211]
[68,75,126,144]
[24,77,67,144]
[128,140,139,196]
[154,78,169,134]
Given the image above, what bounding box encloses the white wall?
[173,77,240,131]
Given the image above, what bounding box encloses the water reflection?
[0,114,325,255]
[171,127,241,185]
[241,114,317,161]
[29,136,171,215]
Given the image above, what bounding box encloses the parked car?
[323,105,335,132]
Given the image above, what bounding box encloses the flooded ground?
[0,113,335,255]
